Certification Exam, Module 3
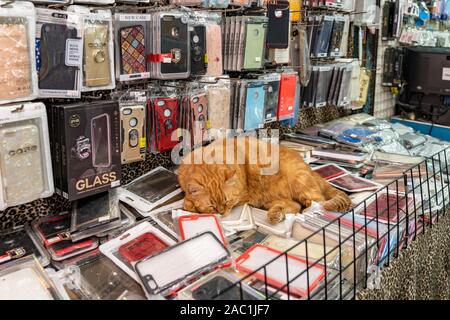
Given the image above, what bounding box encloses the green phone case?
[243,21,267,70]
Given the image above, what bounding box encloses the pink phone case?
[206,24,223,77]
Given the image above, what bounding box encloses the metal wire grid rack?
[216,147,450,300]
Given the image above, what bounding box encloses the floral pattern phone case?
[119,25,146,75]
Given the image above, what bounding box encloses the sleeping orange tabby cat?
[178,137,352,224]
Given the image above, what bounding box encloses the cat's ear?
[187,183,204,195]
[224,168,238,185]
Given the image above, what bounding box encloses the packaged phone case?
[177,269,263,300]
[178,214,227,244]
[0,256,64,300]
[0,102,54,210]
[148,95,180,154]
[136,232,230,296]
[100,221,176,282]
[36,8,83,98]
[277,73,298,121]
[0,226,50,268]
[68,6,115,92]
[118,166,182,214]
[189,23,207,76]
[206,79,231,134]
[149,12,190,80]
[31,212,100,262]
[114,14,151,82]
[315,15,334,58]
[0,0,38,105]
[60,249,146,300]
[70,190,122,242]
[243,17,268,70]
[251,207,292,236]
[119,92,147,164]
[236,244,326,298]
[266,1,290,49]
[244,81,266,131]
[205,21,223,76]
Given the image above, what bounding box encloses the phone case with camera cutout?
[121,105,146,164]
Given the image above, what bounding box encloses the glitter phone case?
[0,123,44,206]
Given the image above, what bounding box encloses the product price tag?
[65,39,82,67]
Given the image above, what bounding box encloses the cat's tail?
[322,183,353,212]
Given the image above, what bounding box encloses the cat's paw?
[267,207,285,225]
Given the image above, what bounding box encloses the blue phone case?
[244,83,265,131]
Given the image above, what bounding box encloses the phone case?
[33,212,72,247]
[261,75,280,123]
[135,232,230,295]
[158,13,190,79]
[0,226,50,267]
[0,22,31,101]
[277,73,297,121]
[121,105,146,164]
[207,85,231,131]
[206,24,223,77]
[244,82,265,131]
[119,25,146,75]
[243,19,267,70]
[84,22,111,87]
[329,16,345,57]
[150,97,179,153]
[189,93,208,141]
[91,113,111,168]
[0,124,45,206]
[178,215,226,244]
[236,244,326,298]
[190,25,207,76]
[118,232,170,263]
[38,23,78,90]
[266,1,290,49]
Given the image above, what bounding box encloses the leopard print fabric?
[357,209,450,300]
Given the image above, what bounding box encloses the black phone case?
[266,1,290,49]
[160,15,189,75]
[190,25,207,76]
[39,23,78,90]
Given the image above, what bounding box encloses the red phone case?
[277,74,297,121]
[150,97,179,153]
[118,232,169,263]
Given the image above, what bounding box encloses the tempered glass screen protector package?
[114,13,151,82]
[0,0,38,105]
[68,6,115,92]
[36,8,83,99]
[118,166,182,214]
[0,102,54,211]
[55,101,121,201]
[100,221,176,282]
[135,232,230,296]
[0,256,63,300]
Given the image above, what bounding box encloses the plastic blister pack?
[118,166,182,214]
[205,16,223,76]
[236,244,326,298]
[178,214,227,244]
[244,81,266,131]
[100,221,176,282]
[135,232,230,296]
[61,249,146,300]
[70,190,122,242]
[0,0,38,105]
[0,102,54,211]
[177,269,263,300]
[0,225,50,268]
[0,256,63,300]
[36,8,83,98]
[32,212,99,262]
[149,11,190,80]
[114,13,151,82]
[251,206,292,236]
[68,6,115,92]
[206,79,231,136]
[220,204,256,233]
